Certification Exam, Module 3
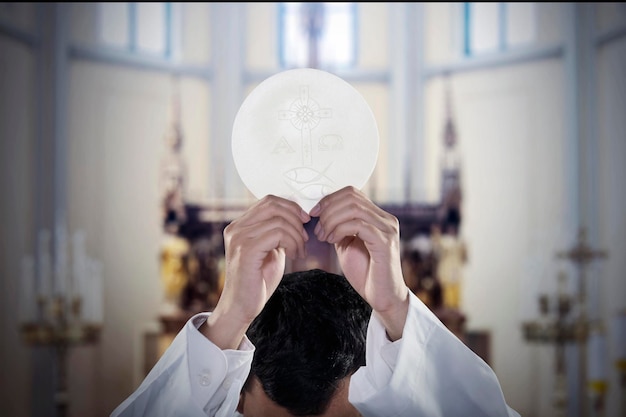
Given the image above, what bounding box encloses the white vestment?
[111,292,520,417]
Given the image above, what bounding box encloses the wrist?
[374,288,409,342]
[201,306,253,350]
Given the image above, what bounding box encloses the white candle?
[37,229,51,299]
[19,255,35,322]
[613,311,626,361]
[82,257,92,322]
[72,230,87,301]
[587,329,607,381]
[54,223,68,295]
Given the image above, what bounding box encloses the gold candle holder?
[20,295,102,417]
[523,228,608,417]
[587,380,607,417]
[522,288,583,417]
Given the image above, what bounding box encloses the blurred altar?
[150,70,483,371]
[1,3,625,417]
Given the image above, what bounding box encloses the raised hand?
[203,195,310,349]
[310,186,409,341]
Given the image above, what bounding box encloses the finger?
[245,195,311,226]
[324,218,388,248]
[315,191,393,242]
[228,225,299,263]
[246,225,304,260]
[309,186,362,217]
[240,216,307,258]
[324,186,391,220]
[231,195,310,242]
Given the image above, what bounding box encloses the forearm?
[373,288,409,342]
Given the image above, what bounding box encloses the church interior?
[0,3,625,417]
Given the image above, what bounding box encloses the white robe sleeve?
[110,313,253,417]
[349,292,520,417]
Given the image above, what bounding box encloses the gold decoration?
[523,227,609,417]
[160,236,190,301]
[432,227,467,310]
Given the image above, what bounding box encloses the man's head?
[238,269,372,416]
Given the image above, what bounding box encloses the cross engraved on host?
[278,85,332,166]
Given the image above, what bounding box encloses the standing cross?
[556,227,608,267]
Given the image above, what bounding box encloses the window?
[97,2,177,58]
[98,3,129,49]
[505,3,536,47]
[279,2,357,69]
[464,2,536,56]
[136,3,168,55]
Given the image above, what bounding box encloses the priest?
[111,186,519,417]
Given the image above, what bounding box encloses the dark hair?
[245,269,372,415]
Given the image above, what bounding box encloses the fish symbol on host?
[283,165,335,201]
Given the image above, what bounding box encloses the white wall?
[67,62,172,415]
[425,59,568,416]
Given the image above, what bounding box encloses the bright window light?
[468,3,500,54]
[318,3,354,67]
[464,2,538,56]
[136,2,167,55]
[281,2,356,69]
[506,3,536,47]
[98,2,130,49]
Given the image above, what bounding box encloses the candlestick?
[91,259,104,323]
[587,324,607,416]
[523,227,608,417]
[21,227,103,417]
[587,327,607,381]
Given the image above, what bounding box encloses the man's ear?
[237,391,245,414]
